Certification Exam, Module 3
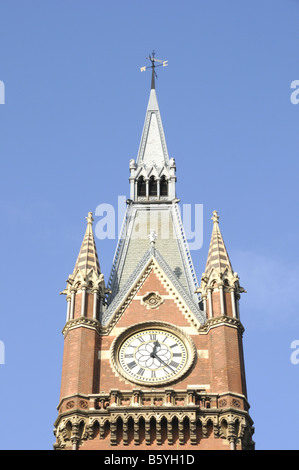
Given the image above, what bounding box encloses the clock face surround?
[111,321,196,386]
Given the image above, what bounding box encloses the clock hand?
[153,353,174,372]
[151,340,160,357]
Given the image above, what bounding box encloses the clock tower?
[54,67,255,450]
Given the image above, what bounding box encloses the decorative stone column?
[66,294,71,322]
[208,288,213,318]
[123,420,128,445]
[190,419,197,445]
[157,177,161,199]
[178,420,184,445]
[70,288,76,320]
[230,288,237,318]
[81,283,87,317]
[145,177,149,199]
[134,420,139,445]
[167,419,173,445]
[110,420,117,446]
[156,420,162,445]
[219,283,225,315]
[92,289,97,320]
[145,420,151,445]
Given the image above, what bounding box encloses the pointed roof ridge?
[102,246,206,327]
[73,211,101,276]
[204,210,233,276]
[136,87,169,168]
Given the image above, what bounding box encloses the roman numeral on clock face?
[127,361,137,370]
[169,361,179,368]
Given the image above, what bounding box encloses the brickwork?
[60,325,99,399]
[55,261,254,450]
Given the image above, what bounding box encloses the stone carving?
[142,292,164,309]
[66,401,74,409]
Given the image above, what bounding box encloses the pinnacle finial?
[148,229,157,249]
[86,211,94,226]
[211,210,219,224]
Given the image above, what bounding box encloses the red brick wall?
[60,326,99,399]
[208,324,246,396]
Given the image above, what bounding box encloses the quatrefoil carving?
[142,292,164,309]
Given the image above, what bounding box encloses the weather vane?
[140,51,168,89]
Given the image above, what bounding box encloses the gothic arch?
[183,416,190,444]
[137,176,146,196]
[116,416,123,444]
[160,175,168,196]
[65,420,72,440]
[149,175,157,196]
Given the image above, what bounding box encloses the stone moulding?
[198,315,245,335]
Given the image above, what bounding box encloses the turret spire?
[204,210,233,276]
[197,210,246,320]
[73,211,101,276]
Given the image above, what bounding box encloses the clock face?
[117,328,189,385]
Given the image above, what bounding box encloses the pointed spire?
[135,86,169,169]
[204,210,233,276]
[73,212,101,276]
[197,210,246,318]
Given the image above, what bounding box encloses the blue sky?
[0,0,298,450]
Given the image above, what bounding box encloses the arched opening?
[103,420,110,439]
[183,417,190,444]
[65,421,72,440]
[137,176,146,197]
[221,419,228,439]
[150,417,156,445]
[92,421,99,438]
[149,176,157,196]
[196,419,202,444]
[78,420,85,440]
[172,416,179,444]
[127,417,134,445]
[116,417,123,444]
[139,417,145,445]
[234,419,240,439]
[206,419,213,438]
[160,417,168,445]
[160,175,168,196]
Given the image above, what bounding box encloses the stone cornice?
[62,314,244,338]
[62,316,101,337]
[198,315,245,335]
